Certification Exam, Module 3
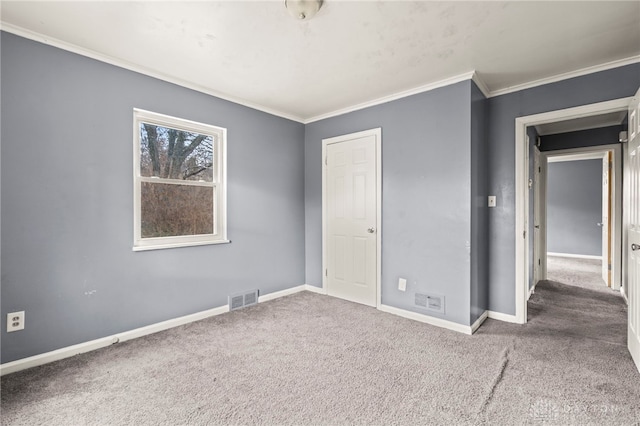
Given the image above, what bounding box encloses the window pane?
[141,182,214,238]
[139,123,214,182]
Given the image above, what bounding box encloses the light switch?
[488,196,497,208]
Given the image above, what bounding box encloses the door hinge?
[523,230,527,239]
[325,268,328,277]
[325,156,327,166]
[608,263,612,271]
[538,259,541,266]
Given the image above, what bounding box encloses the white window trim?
[133,108,228,251]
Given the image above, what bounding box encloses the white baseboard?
[487,310,521,324]
[527,281,539,301]
[0,337,117,377]
[471,311,488,333]
[378,304,473,335]
[547,252,602,260]
[1,284,307,376]
[258,285,307,303]
[621,285,628,304]
[304,284,326,294]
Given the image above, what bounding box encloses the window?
[133,109,227,251]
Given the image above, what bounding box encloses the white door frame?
[532,144,544,295]
[321,128,382,307]
[515,97,632,323]
[542,145,622,290]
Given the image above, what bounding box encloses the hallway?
[530,255,626,347]
[546,256,609,292]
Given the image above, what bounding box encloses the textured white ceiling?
[2,1,639,122]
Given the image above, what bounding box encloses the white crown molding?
[0,22,306,124]
[304,71,478,124]
[471,72,491,99]
[2,22,637,126]
[489,55,640,98]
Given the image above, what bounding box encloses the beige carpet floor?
[2,266,639,425]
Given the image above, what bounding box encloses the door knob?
[367,227,375,234]
[597,223,604,227]
[632,243,640,251]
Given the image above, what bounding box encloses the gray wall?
[3,31,639,364]
[540,125,622,152]
[1,33,306,363]
[487,63,640,315]
[305,81,479,326]
[547,160,603,256]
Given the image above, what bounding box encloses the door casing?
[540,147,621,290]
[515,97,632,324]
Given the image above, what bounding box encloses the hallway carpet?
[546,255,610,292]
[2,280,638,424]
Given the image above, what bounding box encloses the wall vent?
[415,293,445,314]
[229,290,259,311]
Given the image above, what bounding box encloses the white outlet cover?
[398,278,407,292]
[488,196,497,208]
[7,311,25,332]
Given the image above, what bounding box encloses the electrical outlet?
[7,311,25,332]
[488,196,497,208]
[398,278,407,292]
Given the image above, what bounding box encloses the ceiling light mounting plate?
[285,0,323,21]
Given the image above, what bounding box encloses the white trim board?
[306,71,490,123]
[378,304,476,335]
[547,252,603,261]
[0,285,308,376]
[304,284,326,295]
[490,55,640,98]
[487,310,520,324]
[528,285,536,301]
[471,311,489,334]
[547,152,610,163]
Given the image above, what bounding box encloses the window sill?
[132,239,231,252]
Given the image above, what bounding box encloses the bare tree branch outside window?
[139,123,215,238]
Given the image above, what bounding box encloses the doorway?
[514,97,632,324]
[537,146,621,293]
[322,128,382,307]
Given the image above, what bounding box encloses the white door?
[324,130,379,307]
[628,88,640,373]
[602,153,611,285]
